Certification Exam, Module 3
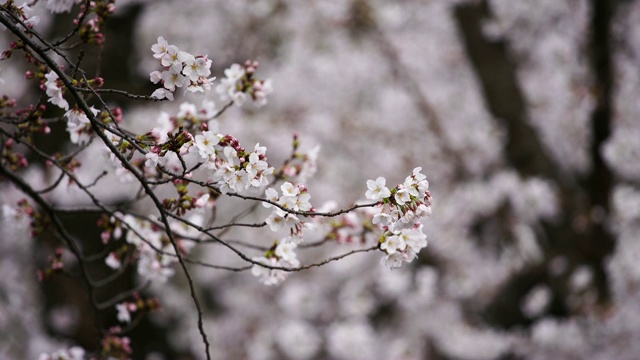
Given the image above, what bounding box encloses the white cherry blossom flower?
[365,177,391,201]
[251,257,287,286]
[194,193,210,209]
[254,143,267,155]
[246,152,268,177]
[224,63,246,82]
[151,36,170,59]
[145,152,159,168]
[151,88,174,101]
[380,252,405,269]
[116,303,131,323]
[223,146,238,166]
[194,130,219,160]
[160,45,183,68]
[199,99,217,120]
[284,213,300,229]
[275,242,298,263]
[149,70,162,84]
[380,234,406,255]
[412,167,427,181]
[394,188,411,205]
[162,67,187,91]
[295,193,312,212]
[105,252,121,269]
[263,188,279,208]
[216,77,238,102]
[403,176,420,197]
[400,227,427,253]
[372,212,391,226]
[278,195,298,210]
[137,253,175,283]
[44,71,69,110]
[227,169,250,192]
[266,210,286,232]
[183,56,212,81]
[281,182,299,197]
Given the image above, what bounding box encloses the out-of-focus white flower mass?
[2,0,640,359]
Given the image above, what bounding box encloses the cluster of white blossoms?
[216,61,273,107]
[197,137,274,195]
[365,167,433,269]
[44,71,68,110]
[263,182,313,238]
[45,71,103,145]
[250,249,298,286]
[0,1,40,30]
[149,36,215,100]
[64,106,99,145]
[141,100,218,174]
[37,347,85,360]
[249,168,433,284]
[251,182,314,285]
[104,214,196,283]
[137,98,275,195]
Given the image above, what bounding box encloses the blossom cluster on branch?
[0,1,433,359]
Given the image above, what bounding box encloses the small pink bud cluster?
[1,138,29,170]
[11,199,50,238]
[37,248,64,281]
[101,327,133,360]
[13,103,50,134]
[77,1,117,45]
[162,180,212,216]
[97,214,124,244]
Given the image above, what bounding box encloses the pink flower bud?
[112,107,123,123]
[284,166,296,177]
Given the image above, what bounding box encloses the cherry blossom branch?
[74,87,163,101]
[160,210,380,272]
[0,15,215,357]
[0,7,79,71]
[152,164,381,217]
